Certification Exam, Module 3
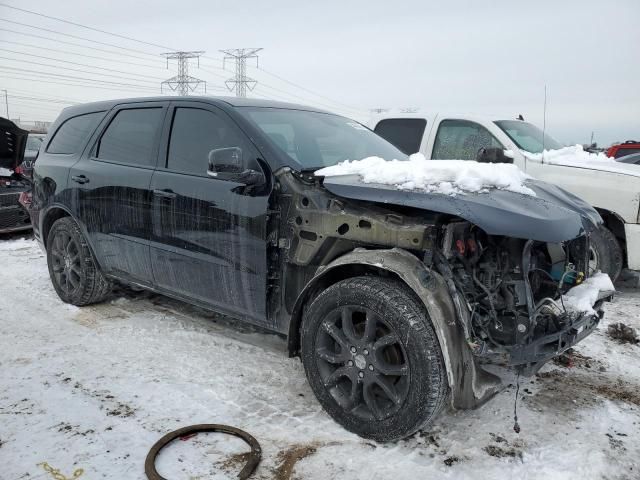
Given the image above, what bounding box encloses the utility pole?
[161,51,206,96]
[2,89,8,118]
[220,48,262,98]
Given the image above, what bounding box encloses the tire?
[301,276,448,441]
[590,226,623,282]
[46,216,112,306]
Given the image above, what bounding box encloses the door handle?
[71,175,89,184]
[153,189,177,199]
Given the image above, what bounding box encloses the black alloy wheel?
[46,217,112,306]
[301,276,448,441]
[315,305,410,421]
[50,229,83,295]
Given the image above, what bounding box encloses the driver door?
[149,101,270,326]
[431,119,503,160]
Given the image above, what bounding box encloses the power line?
[1,5,367,114]
[0,28,165,63]
[1,74,166,95]
[0,19,161,58]
[252,66,366,113]
[9,94,78,105]
[0,3,175,51]
[0,39,167,70]
[220,48,262,98]
[0,48,167,81]
[0,66,161,90]
[161,51,206,96]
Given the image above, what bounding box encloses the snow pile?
[315,153,536,196]
[525,144,614,166]
[563,272,615,313]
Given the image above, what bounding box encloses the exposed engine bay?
[436,221,606,372]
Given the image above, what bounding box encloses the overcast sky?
[1,0,638,146]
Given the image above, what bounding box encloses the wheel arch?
[595,208,626,242]
[41,205,73,248]
[41,205,104,271]
[595,207,627,265]
[288,247,502,409]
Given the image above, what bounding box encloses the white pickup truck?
[369,113,640,281]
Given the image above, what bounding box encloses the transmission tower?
[161,51,206,96]
[220,48,262,98]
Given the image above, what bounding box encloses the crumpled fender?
[291,247,502,410]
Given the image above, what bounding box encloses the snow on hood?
[563,272,615,314]
[315,153,536,196]
[525,144,640,178]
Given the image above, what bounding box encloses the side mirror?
[207,147,264,185]
[476,147,514,164]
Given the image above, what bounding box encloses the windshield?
[495,120,562,154]
[237,107,406,169]
[26,135,44,151]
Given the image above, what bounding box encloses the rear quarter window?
[46,111,105,155]
[374,118,427,155]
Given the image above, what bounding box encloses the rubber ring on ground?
[145,424,261,480]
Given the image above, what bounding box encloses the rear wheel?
[589,226,623,282]
[46,217,112,305]
[301,276,448,441]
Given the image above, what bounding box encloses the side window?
[615,148,640,158]
[432,119,503,161]
[96,108,163,167]
[167,107,246,176]
[46,112,104,155]
[374,118,426,155]
[261,123,298,162]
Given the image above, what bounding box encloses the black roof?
[61,95,332,117]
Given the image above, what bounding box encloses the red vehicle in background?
[607,140,640,159]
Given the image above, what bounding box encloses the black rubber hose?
[145,424,261,480]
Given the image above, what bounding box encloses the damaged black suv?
[28,97,613,441]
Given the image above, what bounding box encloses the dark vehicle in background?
[0,118,31,233]
[607,140,640,159]
[18,133,45,178]
[616,152,640,165]
[28,97,612,441]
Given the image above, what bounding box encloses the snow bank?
[315,153,536,196]
[563,272,615,313]
[525,144,614,166]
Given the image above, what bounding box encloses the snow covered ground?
[1,234,639,480]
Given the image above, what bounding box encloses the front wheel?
[589,226,623,282]
[301,276,448,441]
[46,217,112,306]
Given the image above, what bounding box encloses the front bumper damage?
[509,289,613,375]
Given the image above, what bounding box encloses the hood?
[321,175,601,243]
[555,160,640,178]
[523,145,640,178]
[0,117,28,171]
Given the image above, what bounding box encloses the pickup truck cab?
[371,114,640,281]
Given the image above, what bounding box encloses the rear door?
[69,102,168,286]
[149,101,270,326]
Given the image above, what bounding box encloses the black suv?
[29,97,612,441]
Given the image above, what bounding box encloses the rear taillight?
[14,166,23,175]
[19,191,32,209]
